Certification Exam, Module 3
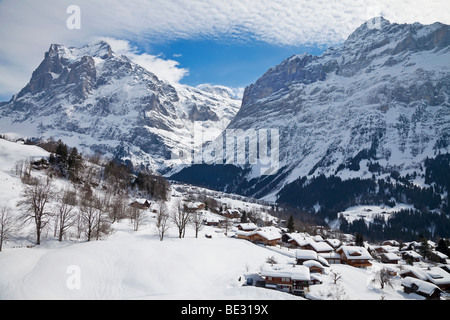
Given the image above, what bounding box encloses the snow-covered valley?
[1,138,449,301]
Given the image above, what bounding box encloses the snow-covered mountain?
[173,18,450,207]
[0,41,241,173]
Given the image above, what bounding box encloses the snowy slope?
[0,139,427,301]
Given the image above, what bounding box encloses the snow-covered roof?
[431,250,448,259]
[399,266,428,281]
[237,226,282,241]
[237,223,258,231]
[325,238,342,248]
[337,246,373,260]
[255,227,282,241]
[402,250,422,259]
[308,240,334,252]
[296,249,318,260]
[401,277,442,296]
[383,252,401,261]
[303,260,325,269]
[261,264,310,281]
[425,267,450,286]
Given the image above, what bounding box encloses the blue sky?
[145,39,326,92]
[0,0,448,101]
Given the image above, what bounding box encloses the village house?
[204,216,224,227]
[424,266,450,291]
[236,223,258,232]
[380,252,401,264]
[285,233,334,253]
[399,265,428,281]
[130,200,151,210]
[303,260,326,274]
[336,246,373,268]
[325,238,342,249]
[296,249,330,268]
[260,263,311,294]
[401,277,442,300]
[401,250,422,262]
[428,250,449,264]
[319,251,341,265]
[236,226,282,246]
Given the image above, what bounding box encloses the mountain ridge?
[0,41,241,173]
[172,18,450,217]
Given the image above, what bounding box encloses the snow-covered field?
[0,139,434,300]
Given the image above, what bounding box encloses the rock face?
[0,41,241,172]
[173,18,450,203]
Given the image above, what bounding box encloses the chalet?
[382,240,400,247]
[237,227,282,246]
[336,246,373,268]
[380,252,401,264]
[204,216,223,226]
[222,209,241,219]
[130,200,151,209]
[428,250,448,264]
[296,249,330,267]
[401,277,442,300]
[236,223,258,232]
[424,267,450,291]
[303,260,325,274]
[373,245,399,255]
[260,263,310,294]
[287,234,334,253]
[399,266,428,281]
[401,250,422,262]
[319,252,341,265]
[325,238,342,249]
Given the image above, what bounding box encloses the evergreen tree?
[355,233,364,247]
[287,214,295,233]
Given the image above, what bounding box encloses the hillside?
[1,138,449,302]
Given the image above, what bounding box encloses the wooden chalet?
[401,277,442,300]
[303,260,325,274]
[424,267,450,291]
[236,223,258,232]
[260,263,310,294]
[130,200,151,210]
[319,252,341,265]
[380,252,401,264]
[286,233,334,253]
[296,249,330,267]
[336,246,373,268]
[429,250,449,264]
[401,250,422,262]
[237,227,281,246]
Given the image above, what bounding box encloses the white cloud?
[94,37,189,85]
[0,0,448,99]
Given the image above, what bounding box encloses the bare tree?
[266,256,277,266]
[109,194,128,223]
[191,211,204,238]
[17,178,54,245]
[330,270,343,285]
[0,207,15,251]
[93,193,113,241]
[371,267,394,290]
[172,201,191,239]
[221,214,233,237]
[55,189,77,242]
[80,191,99,242]
[128,206,144,231]
[155,202,170,241]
